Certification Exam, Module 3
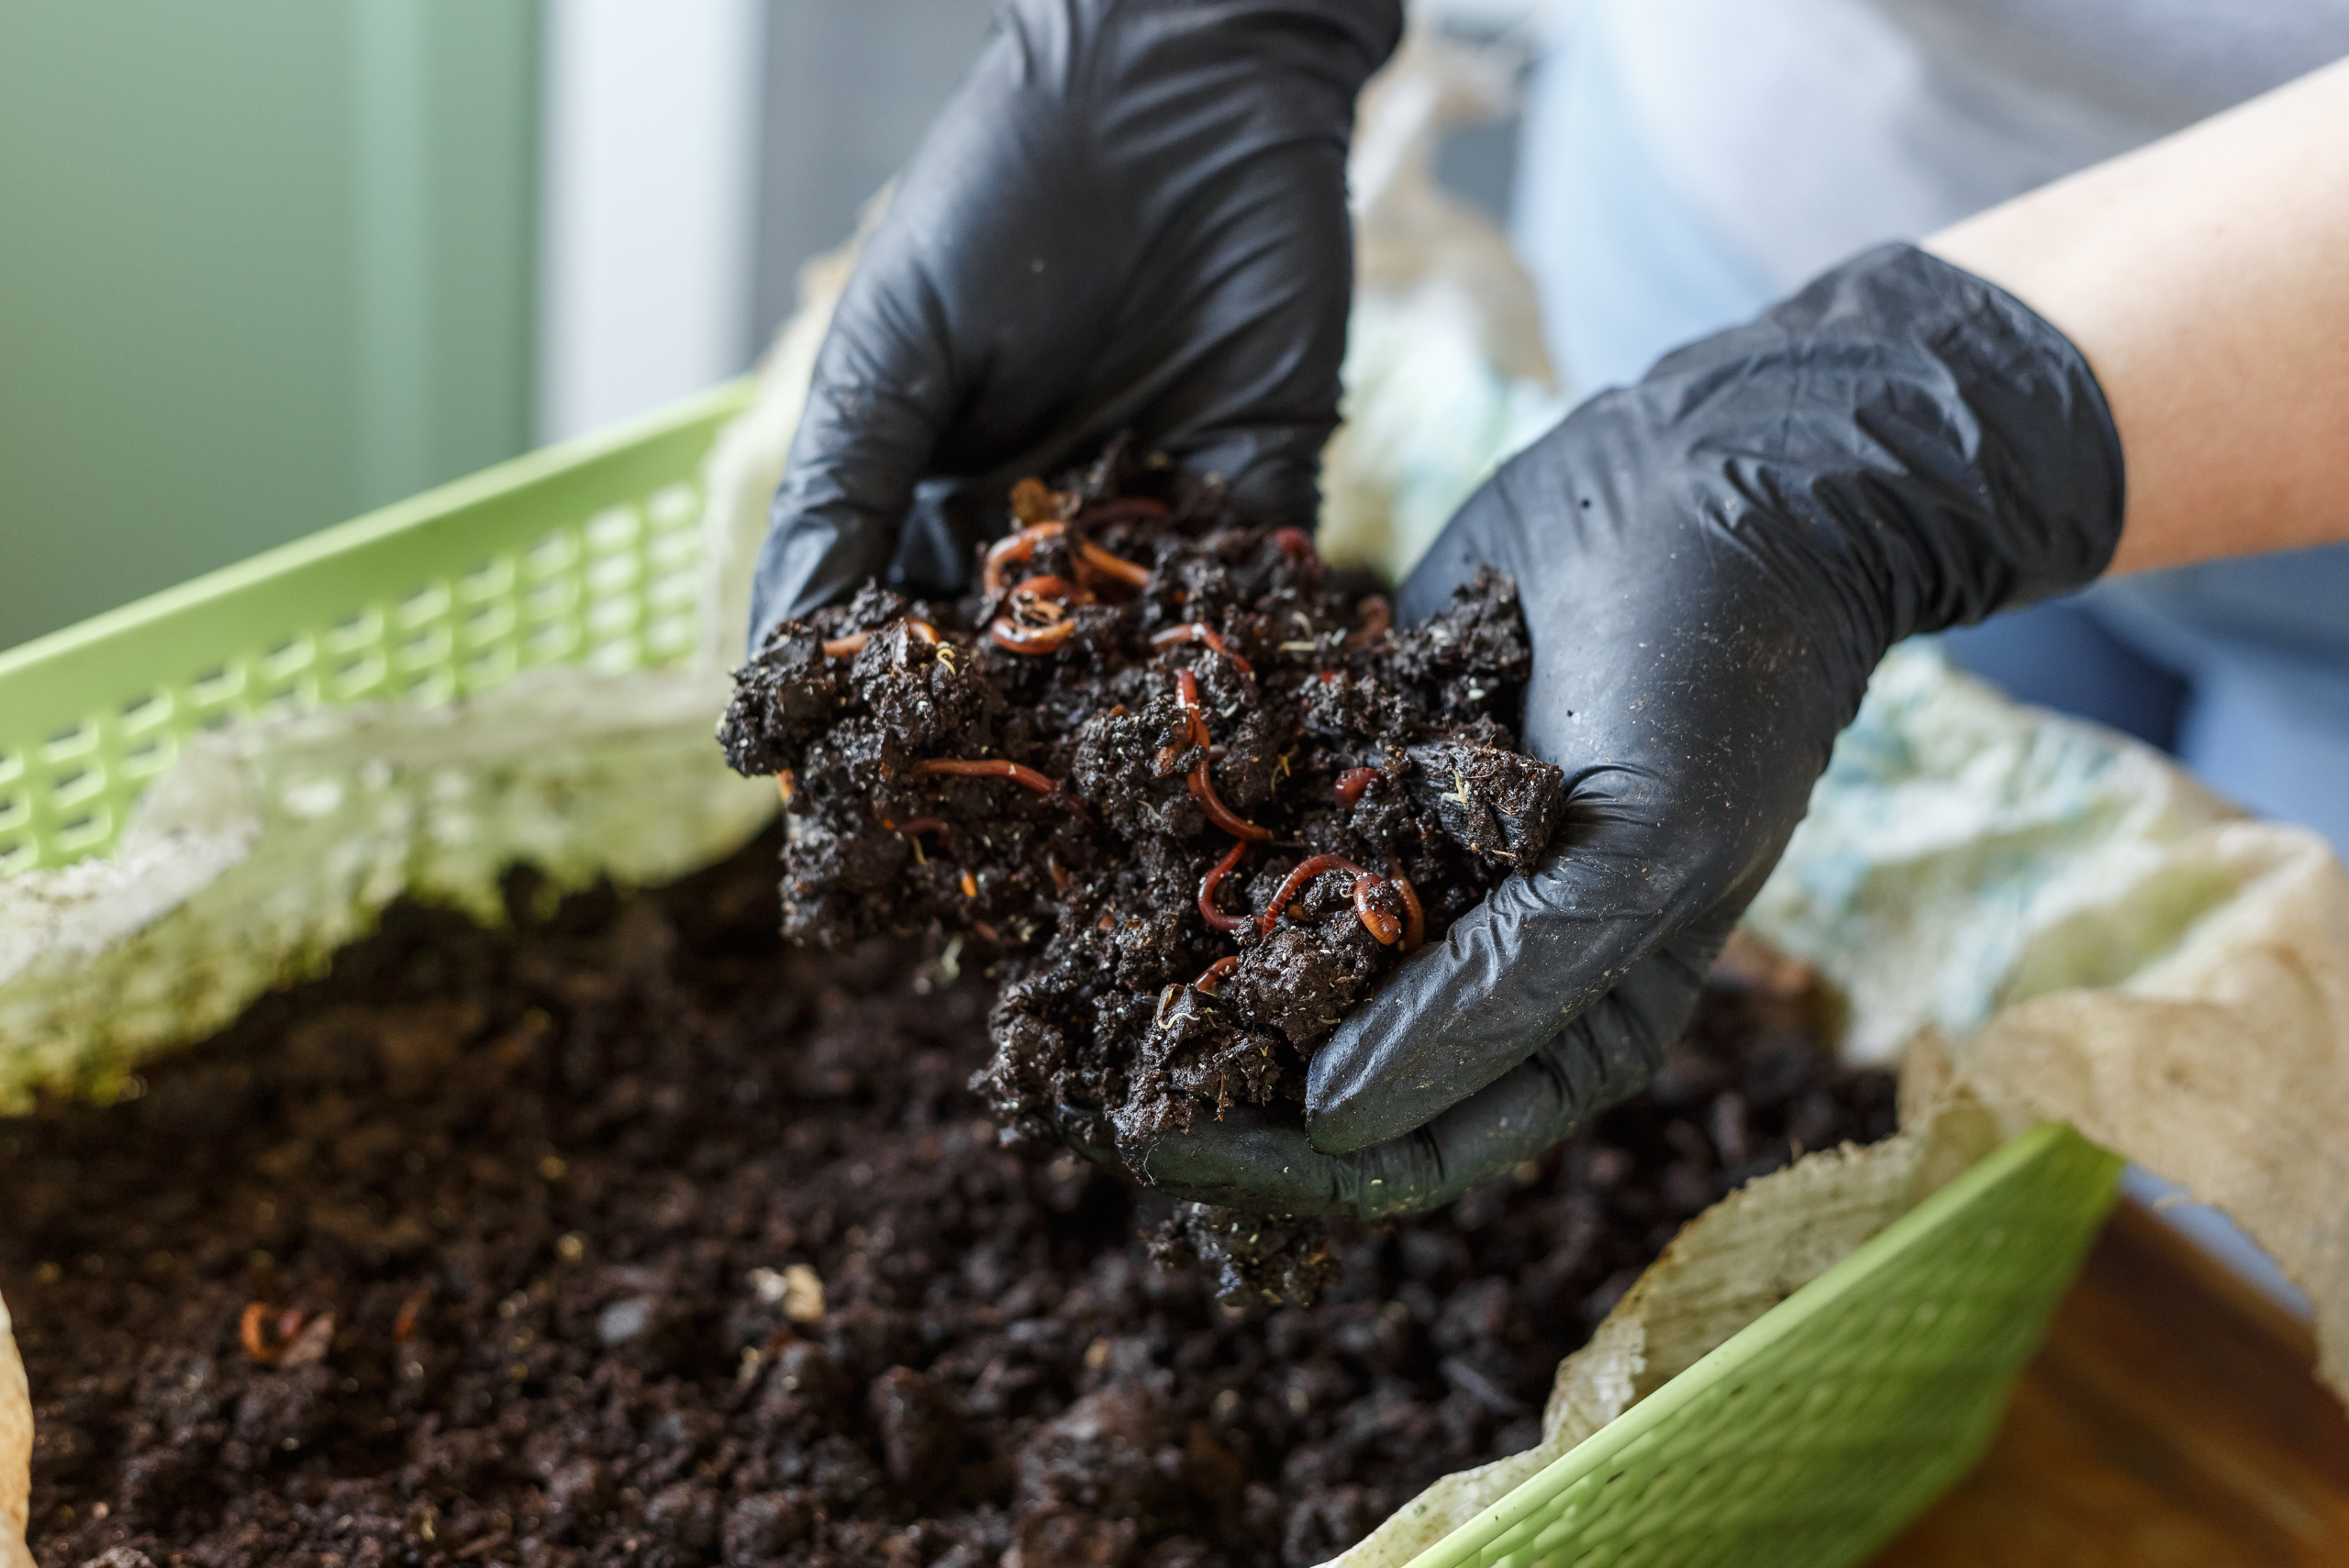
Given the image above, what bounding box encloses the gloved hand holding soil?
[720,450,1563,1277]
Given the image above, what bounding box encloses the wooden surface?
[1872,1200,2349,1566]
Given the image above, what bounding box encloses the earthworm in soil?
[1012,573,1089,606]
[822,619,939,659]
[1174,670,1271,840]
[1174,670,1214,750]
[240,1303,307,1366]
[990,617,1078,654]
[1075,539,1152,589]
[984,522,1067,597]
[1257,854,1400,944]
[910,758,1058,795]
[1395,873,1425,953]
[1189,763,1271,841]
[1193,955,1241,994]
[1197,840,1251,933]
[1151,622,1253,674]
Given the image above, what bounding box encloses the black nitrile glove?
[1127,244,2126,1219]
[746,0,1404,652]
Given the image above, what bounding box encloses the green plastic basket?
[0,380,752,876]
[1403,1120,2121,1568]
[0,387,2124,1564]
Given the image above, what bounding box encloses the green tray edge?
[1401,1120,2125,1568]
[0,379,755,872]
[0,380,752,685]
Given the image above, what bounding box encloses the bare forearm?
[1927,55,2349,576]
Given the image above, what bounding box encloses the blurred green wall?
[0,0,540,651]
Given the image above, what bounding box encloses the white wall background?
[536,0,765,444]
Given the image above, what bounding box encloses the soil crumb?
[4,839,1889,1568]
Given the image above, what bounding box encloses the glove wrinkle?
[748,0,1400,653]
[1264,245,2124,1201]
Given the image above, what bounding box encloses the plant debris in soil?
[718,453,1564,1251]
[3,836,1892,1568]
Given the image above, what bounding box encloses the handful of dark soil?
[719,456,1564,1163]
[5,840,1891,1568]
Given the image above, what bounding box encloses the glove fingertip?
[1304,1038,1440,1157]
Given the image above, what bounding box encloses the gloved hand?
[746,0,1404,652]
[1127,244,2127,1219]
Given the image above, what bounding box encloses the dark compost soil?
[4,835,1893,1568]
[718,458,1566,1175]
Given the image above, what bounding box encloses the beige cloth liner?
[5,22,2346,1564]
[0,1293,25,1568]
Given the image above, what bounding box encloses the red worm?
[1010,598,1070,626]
[1174,670,1212,749]
[1076,539,1152,589]
[822,618,940,659]
[1151,622,1254,674]
[1256,854,1401,944]
[1191,765,1273,841]
[1353,884,1403,945]
[239,1303,278,1364]
[910,758,1058,795]
[1197,840,1250,932]
[1395,874,1424,953]
[1342,595,1392,650]
[1012,573,1089,606]
[240,1303,307,1366]
[984,522,1064,597]
[1257,854,1365,933]
[1047,854,1072,894]
[1174,670,1271,839]
[1194,955,1240,994]
[1334,767,1381,808]
[1272,527,1319,561]
[885,817,952,841]
[991,617,1077,654]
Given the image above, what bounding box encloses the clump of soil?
[718,454,1564,1179]
[4,836,1890,1568]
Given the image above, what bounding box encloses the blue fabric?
[2092,572,2349,851]
[1938,598,2187,751]
[1509,5,1776,395]
[1513,26,2349,859]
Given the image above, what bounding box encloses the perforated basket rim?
[0,382,752,685]
[1399,1119,2121,1568]
[0,380,754,874]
